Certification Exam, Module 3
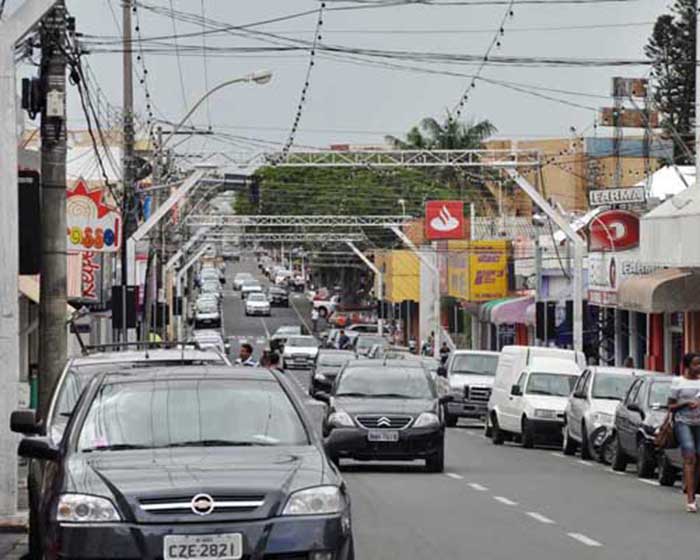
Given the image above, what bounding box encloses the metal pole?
[346,242,383,336]
[696,0,700,179]
[37,0,67,421]
[120,0,136,343]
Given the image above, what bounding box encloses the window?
[335,367,434,399]
[582,371,593,396]
[625,379,642,405]
[515,372,527,390]
[573,370,589,397]
[525,373,578,397]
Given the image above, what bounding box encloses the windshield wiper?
[527,390,557,396]
[335,392,368,398]
[82,444,151,453]
[370,392,422,399]
[163,439,276,448]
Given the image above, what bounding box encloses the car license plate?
[164,534,243,560]
[368,430,399,442]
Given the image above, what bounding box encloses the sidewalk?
[0,531,27,560]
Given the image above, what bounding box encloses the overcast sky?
[7,0,669,161]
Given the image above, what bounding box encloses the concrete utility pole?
[696,0,700,181]
[346,242,384,336]
[0,0,58,520]
[120,0,137,342]
[37,0,67,421]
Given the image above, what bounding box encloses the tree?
[644,0,696,164]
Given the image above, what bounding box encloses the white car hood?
[449,373,495,390]
[246,301,269,308]
[588,399,621,416]
[524,394,569,411]
[283,346,318,357]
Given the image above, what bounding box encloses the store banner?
[425,200,465,240]
[66,178,121,252]
[469,240,508,302]
[447,240,470,300]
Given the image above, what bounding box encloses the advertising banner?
[469,240,508,302]
[66,178,121,252]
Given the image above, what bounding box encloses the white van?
[486,346,585,448]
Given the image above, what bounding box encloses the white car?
[233,272,254,290]
[245,292,271,316]
[194,299,221,329]
[563,366,649,459]
[282,335,320,369]
[241,282,263,300]
[192,329,229,354]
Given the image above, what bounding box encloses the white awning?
[617,268,700,313]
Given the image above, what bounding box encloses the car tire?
[426,446,445,473]
[611,434,628,472]
[484,418,492,438]
[521,417,535,449]
[28,501,40,560]
[580,422,592,460]
[636,439,656,479]
[491,413,505,445]
[562,425,578,456]
[658,453,677,487]
[445,413,458,428]
[599,438,615,465]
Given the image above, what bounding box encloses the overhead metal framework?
[264,149,542,168]
[202,232,368,243]
[187,214,413,228]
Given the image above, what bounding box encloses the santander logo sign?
[425,201,465,240]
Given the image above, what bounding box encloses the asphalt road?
[223,260,699,560]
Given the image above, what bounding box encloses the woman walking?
[668,352,700,512]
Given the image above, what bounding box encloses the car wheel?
[580,422,592,460]
[562,424,578,456]
[611,434,628,472]
[599,437,615,465]
[426,446,445,473]
[445,413,458,428]
[636,439,656,479]
[521,417,535,449]
[491,413,505,445]
[658,453,678,487]
[484,417,492,438]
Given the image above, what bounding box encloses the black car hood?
[333,397,435,415]
[64,446,327,522]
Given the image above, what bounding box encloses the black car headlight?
[57,494,121,523]
[413,412,440,428]
[282,486,344,515]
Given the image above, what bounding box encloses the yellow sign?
[447,240,470,300]
[469,240,508,302]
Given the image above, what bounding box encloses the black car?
[309,350,357,396]
[267,286,289,307]
[318,360,449,472]
[15,366,354,560]
[610,374,672,478]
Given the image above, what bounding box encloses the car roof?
[101,366,279,385]
[589,366,658,376]
[346,358,426,369]
[452,350,500,357]
[528,357,581,374]
[71,349,226,366]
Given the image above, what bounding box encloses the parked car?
[563,366,650,460]
[309,350,357,396]
[267,286,290,307]
[233,272,254,290]
[314,294,340,319]
[610,374,672,478]
[241,281,263,300]
[245,292,271,316]
[353,334,389,357]
[282,335,320,369]
[15,366,355,559]
[346,323,379,334]
[487,346,585,448]
[318,359,449,472]
[442,350,500,428]
[194,298,221,329]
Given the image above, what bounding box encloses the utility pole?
[37,0,67,420]
[120,0,137,342]
[696,0,700,180]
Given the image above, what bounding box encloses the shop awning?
[478,297,512,322]
[617,268,700,313]
[491,295,536,326]
[19,275,75,315]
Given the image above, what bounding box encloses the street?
[222,261,699,560]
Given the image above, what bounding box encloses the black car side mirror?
[18,437,60,462]
[10,410,40,435]
[437,366,447,377]
[510,385,523,396]
[314,391,331,404]
[439,395,454,404]
[627,403,645,418]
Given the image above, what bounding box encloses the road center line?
[289,296,314,335]
[639,479,659,486]
[525,512,556,524]
[260,318,271,339]
[567,533,603,547]
[576,460,594,466]
[493,496,518,506]
[467,483,488,491]
[445,473,464,480]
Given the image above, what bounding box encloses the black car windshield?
[318,353,354,367]
[591,373,637,400]
[336,367,434,399]
[77,378,308,451]
[451,354,499,376]
[648,381,671,408]
[526,373,578,396]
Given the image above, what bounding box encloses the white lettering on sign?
[589,187,646,207]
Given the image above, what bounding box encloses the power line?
[168,0,188,111]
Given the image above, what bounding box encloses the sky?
[6,0,672,164]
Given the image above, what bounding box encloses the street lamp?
[398,198,406,217]
[161,69,273,151]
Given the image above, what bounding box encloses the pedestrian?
[439,342,451,365]
[435,364,451,398]
[236,343,258,367]
[267,351,284,373]
[337,329,350,350]
[311,308,320,333]
[623,356,635,368]
[668,351,700,512]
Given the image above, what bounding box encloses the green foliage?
[644,0,696,164]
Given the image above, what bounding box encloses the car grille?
[464,386,491,403]
[356,415,413,429]
[138,494,265,516]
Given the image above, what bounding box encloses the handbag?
[654,412,677,449]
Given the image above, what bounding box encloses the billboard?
[66,178,121,252]
[446,240,509,302]
[425,200,464,240]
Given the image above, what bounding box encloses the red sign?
[81,252,101,301]
[66,179,121,252]
[589,210,639,252]
[425,201,465,240]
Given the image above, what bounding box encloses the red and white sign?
[81,252,101,301]
[425,201,464,240]
[588,210,639,252]
[66,178,121,252]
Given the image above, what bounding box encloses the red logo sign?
[589,210,639,252]
[425,201,465,240]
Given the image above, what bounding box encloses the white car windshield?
[526,373,578,397]
[591,373,637,400]
[451,354,499,376]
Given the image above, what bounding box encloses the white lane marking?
[639,479,659,486]
[550,452,566,458]
[493,496,518,506]
[611,470,627,476]
[576,460,594,466]
[567,533,603,547]
[525,512,556,524]
[467,483,488,491]
[260,318,271,339]
[445,473,464,480]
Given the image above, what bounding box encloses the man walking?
[311,308,320,333]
